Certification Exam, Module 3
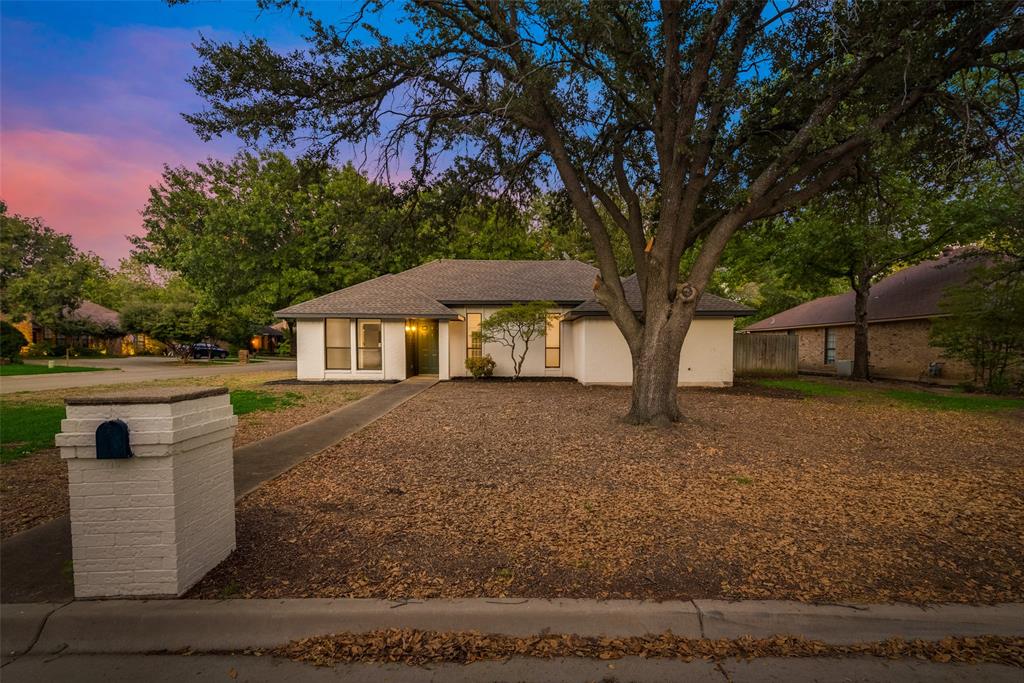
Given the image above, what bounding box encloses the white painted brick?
[64,392,235,598]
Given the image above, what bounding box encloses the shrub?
[0,321,28,362]
[465,354,496,378]
[23,341,53,357]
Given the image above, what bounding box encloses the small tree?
[931,265,1024,393]
[0,320,28,363]
[479,301,553,379]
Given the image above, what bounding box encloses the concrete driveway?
[1,357,296,395]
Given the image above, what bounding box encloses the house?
[744,250,984,381]
[276,259,753,385]
[249,323,286,355]
[11,300,159,356]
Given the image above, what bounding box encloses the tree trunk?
[624,309,692,426]
[852,279,871,381]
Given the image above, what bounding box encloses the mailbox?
[95,419,132,459]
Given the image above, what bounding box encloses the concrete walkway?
[2,599,1021,680]
[0,377,438,603]
[1,357,296,394]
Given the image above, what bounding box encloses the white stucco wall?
[444,305,570,378]
[296,318,404,381]
[576,316,735,387]
[296,311,735,386]
[296,319,326,381]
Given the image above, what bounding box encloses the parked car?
[190,342,229,359]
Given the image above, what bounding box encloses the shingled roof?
[276,274,459,319]
[745,250,986,332]
[565,274,755,319]
[276,259,752,319]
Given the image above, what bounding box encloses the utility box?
[835,360,853,377]
[56,387,237,598]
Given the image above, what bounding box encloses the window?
[357,319,383,370]
[466,312,482,359]
[545,312,561,368]
[824,327,836,365]
[325,318,351,370]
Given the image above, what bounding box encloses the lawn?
[191,380,1024,605]
[0,363,109,376]
[757,377,1024,412]
[0,402,67,463]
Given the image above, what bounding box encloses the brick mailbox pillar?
[56,387,237,598]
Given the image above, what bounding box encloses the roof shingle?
[276,259,752,319]
[745,250,987,332]
[565,274,755,318]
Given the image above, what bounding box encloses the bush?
[465,354,496,378]
[0,321,28,362]
[23,341,53,357]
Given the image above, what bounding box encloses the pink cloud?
[0,127,191,264]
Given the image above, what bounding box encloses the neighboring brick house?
[12,300,159,356]
[744,250,986,382]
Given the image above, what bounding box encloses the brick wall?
[793,318,972,380]
[57,391,237,598]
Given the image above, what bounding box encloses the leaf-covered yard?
[192,380,1024,604]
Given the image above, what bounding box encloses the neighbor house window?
[357,319,383,370]
[545,313,561,368]
[325,318,351,370]
[466,312,482,358]
[824,327,836,365]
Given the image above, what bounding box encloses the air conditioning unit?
[835,360,853,377]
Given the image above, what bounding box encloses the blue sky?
[1,1,404,263]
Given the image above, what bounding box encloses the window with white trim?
[325,318,351,370]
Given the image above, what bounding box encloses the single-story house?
[744,249,984,380]
[276,259,753,386]
[11,300,159,356]
[249,323,286,355]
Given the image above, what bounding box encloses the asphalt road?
[0,357,296,394]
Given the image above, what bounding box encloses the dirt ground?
[191,380,1024,604]
[0,373,378,537]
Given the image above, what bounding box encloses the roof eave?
[275,311,460,320]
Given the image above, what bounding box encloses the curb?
[5,598,1022,656]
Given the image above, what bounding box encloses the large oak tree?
[180,0,1022,423]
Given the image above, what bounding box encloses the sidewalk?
[2,598,1021,681]
[0,377,438,604]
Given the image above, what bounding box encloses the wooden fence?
[733,333,798,376]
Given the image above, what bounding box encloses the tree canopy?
[0,202,103,327]
[179,0,1023,423]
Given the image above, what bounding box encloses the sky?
[1,0,394,264]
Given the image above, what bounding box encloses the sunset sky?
[1,1,391,264]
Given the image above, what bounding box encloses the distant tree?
[0,320,28,363]
[180,0,1021,424]
[931,268,1024,393]
[0,202,102,327]
[134,152,548,339]
[120,278,210,361]
[479,301,554,378]
[931,165,1024,393]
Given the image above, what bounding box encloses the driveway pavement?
[1,357,296,394]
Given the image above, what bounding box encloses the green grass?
[755,377,1023,413]
[880,389,1024,413]
[228,389,302,416]
[0,401,66,463]
[0,389,303,464]
[0,363,108,376]
[756,378,855,397]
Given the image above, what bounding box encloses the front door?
[405,319,439,376]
